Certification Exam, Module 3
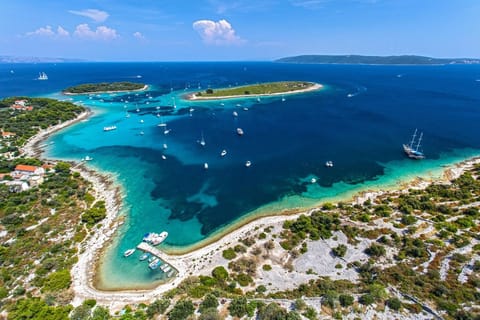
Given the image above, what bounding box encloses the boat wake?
[346,85,367,98]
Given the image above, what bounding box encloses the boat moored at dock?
[148,258,161,270]
[143,231,168,246]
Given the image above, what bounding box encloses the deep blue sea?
[1,62,480,289]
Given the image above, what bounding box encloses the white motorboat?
[123,248,136,257]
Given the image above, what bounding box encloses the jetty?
[136,242,168,260]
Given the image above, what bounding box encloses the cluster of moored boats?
[98,95,341,175]
[104,101,254,170]
[123,231,174,275]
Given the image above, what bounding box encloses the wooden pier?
[136,242,167,260]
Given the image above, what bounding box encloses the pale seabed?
[44,89,480,289]
[36,62,480,290]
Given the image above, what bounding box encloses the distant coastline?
[186,81,322,101]
[275,54,480,65]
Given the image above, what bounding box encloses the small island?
[187,81,321,100]
[63,81,147,95]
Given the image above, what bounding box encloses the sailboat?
[403,129,425,159]
[38,72,48,80]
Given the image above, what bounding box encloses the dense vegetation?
[0,97,84,154]
[276,54,480,65]
[194,81,315,98]
[63,82,145,94]
[0,97,107,319]
[0,160,107,317]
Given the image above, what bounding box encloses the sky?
[0,0,479,61]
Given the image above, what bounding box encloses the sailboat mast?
[415,132,423,151]
[409,129,417,148]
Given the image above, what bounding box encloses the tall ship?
[38,72,48,80]
[403,129,425,159]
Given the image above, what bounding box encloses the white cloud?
[133,31,145,40]
[27,25,55,37]
[57,26,70,37]
[26,25,69,38]
[74,24,118,40]
[69,9,109,22]
[192,19,244,45]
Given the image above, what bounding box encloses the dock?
[136,242,168,260]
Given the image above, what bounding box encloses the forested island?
[276,55,480,65]
[188,81,320,100]
[63,82,146,95]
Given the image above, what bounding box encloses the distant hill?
[0,56,85,63]
[275,55,480,65]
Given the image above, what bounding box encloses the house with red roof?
[10,100,33,111]
[1,131,16,138]
[14,165,45,176]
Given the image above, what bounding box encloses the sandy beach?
[22,110,91,158]
[186,83,323,101]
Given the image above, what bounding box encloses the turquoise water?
[1,62,480,289]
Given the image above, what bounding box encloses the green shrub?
[401,214,417,226]
[359,294,375,305]
[222,248,237,260]
[169,299,194,320]
[339,294,354,307]
[146,298,170,317]
[262,264,272,271]
[365,243,386,257]
[228,297,248,318]
[200,293,218,313]
[386,297,402,310]
[331,244,347,258]
[256,285,267,293]
[42,269,71,292]
[211,266,228,280]
[236,273,253,286]
[234,244,247,253]
[303,306,317,320]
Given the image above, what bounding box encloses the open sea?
[1,62,480,289]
